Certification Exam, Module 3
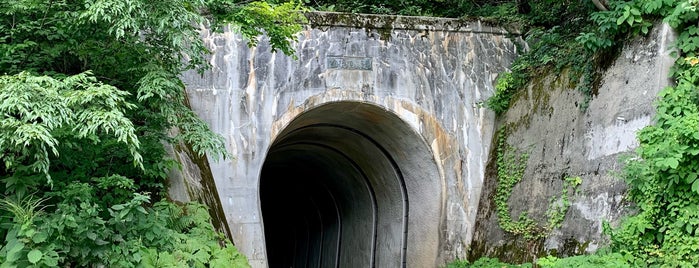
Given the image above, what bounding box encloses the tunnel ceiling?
[260,102,443,268]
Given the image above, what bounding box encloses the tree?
[0,0,304,266]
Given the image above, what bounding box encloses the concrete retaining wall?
[469,23,675,262]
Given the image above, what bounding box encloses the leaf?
[686,172,698,184]
[630,8,641,16]
[643,0,663,13]
[31,231,47,244]
[136,206,148,214]
[145,231,155,242]
[692,179,699,194]
[5,240,24,262]
[667,158,679,169]
[617,13,627,25]
[657,157,680,169]
[42,252,58,266]
[24,228,35,238]
[86,232,97,240]
[27,249,42,264]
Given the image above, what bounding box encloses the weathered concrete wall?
[165,129,232,239]
[469,23,676,262]
[181,12,518,267]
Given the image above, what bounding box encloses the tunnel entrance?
[260,102,442,268]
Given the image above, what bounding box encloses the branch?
[591,0,608,11]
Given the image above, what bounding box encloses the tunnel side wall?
[181,12,518,267]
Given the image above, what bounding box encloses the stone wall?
[469,23,676,262]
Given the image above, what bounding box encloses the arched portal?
[260,102,442,267]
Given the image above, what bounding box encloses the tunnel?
[260,102,443,268]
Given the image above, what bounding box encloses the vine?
[545,176,582,232]
[494,128,581,240]
[494,129,535,237]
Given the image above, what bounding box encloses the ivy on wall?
[494,128,581,240]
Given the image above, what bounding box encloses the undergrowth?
[448,252,629,268]
[0,0,305,266]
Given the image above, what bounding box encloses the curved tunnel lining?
[260,102,442,267]
[305,124,409,266]
[278,141,379,265]
[284,123,411,265]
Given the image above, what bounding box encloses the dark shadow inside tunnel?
[260,102,443,268]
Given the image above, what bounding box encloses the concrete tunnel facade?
[260,102,441,267]
[179,12,519,267]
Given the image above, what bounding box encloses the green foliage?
[486,24,599,113]
[1,0,304,266]
[606,66,699,267]
[0,185,250,267]
[574,1,699,267]
[576,0,698,54]
[306,0,465,17]
[482,1,599,114]
[446,259,471,267]
[536,252,630,268]
[446,257,532,268]
[448,251,630,268]
[462,2,523,24]
[306,0,592,24]
[486,72,519,115]
[0,72,142,188]
[211,1,307,58]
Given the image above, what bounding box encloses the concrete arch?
[260,101,442,267]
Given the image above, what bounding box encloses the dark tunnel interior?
[260,102,443,268]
